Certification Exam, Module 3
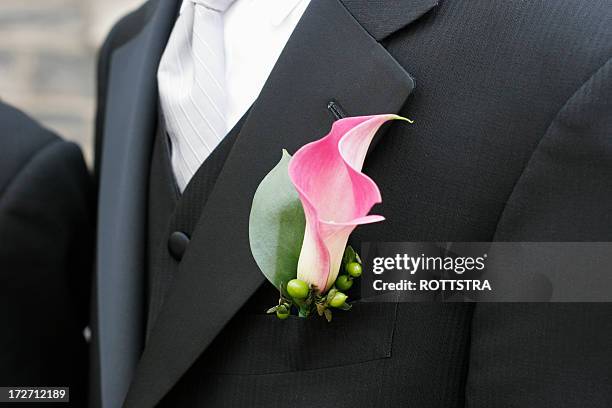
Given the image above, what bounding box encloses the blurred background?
[0,0,145,164]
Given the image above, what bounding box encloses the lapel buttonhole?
[327,100,348,120]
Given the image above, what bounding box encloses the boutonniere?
[249,114,411,321]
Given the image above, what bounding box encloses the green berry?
[276,305,289,320]
[329,292,348,308]
[346,262,362,278]
[287,279,309,299]
[335,275,353,291]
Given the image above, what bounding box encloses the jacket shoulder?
[0,102,59,195]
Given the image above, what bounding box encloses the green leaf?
[298,305,310,318]
[266,306,279,314]
[343,246,359,266]
[249,150,306,289]
[342,246,353,265]
[337,302,352,311]
[324,309,333,322]
[325,288,338,303]
[316,303,326,316]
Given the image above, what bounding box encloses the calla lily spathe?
[288,114,409,293]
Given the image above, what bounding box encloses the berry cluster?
[266,246,363,322]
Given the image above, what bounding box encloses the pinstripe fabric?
[157,0,235,192]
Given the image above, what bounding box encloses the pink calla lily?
[288,114,410,293]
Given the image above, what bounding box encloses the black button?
[168,231,190,261]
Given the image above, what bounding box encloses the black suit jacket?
[0,102,93,405]
[92,0,612,407]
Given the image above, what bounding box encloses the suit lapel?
[94,1,179,407]
[124,0,427,406]
[340,0,439,40]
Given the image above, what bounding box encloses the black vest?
[146,112,276,338]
